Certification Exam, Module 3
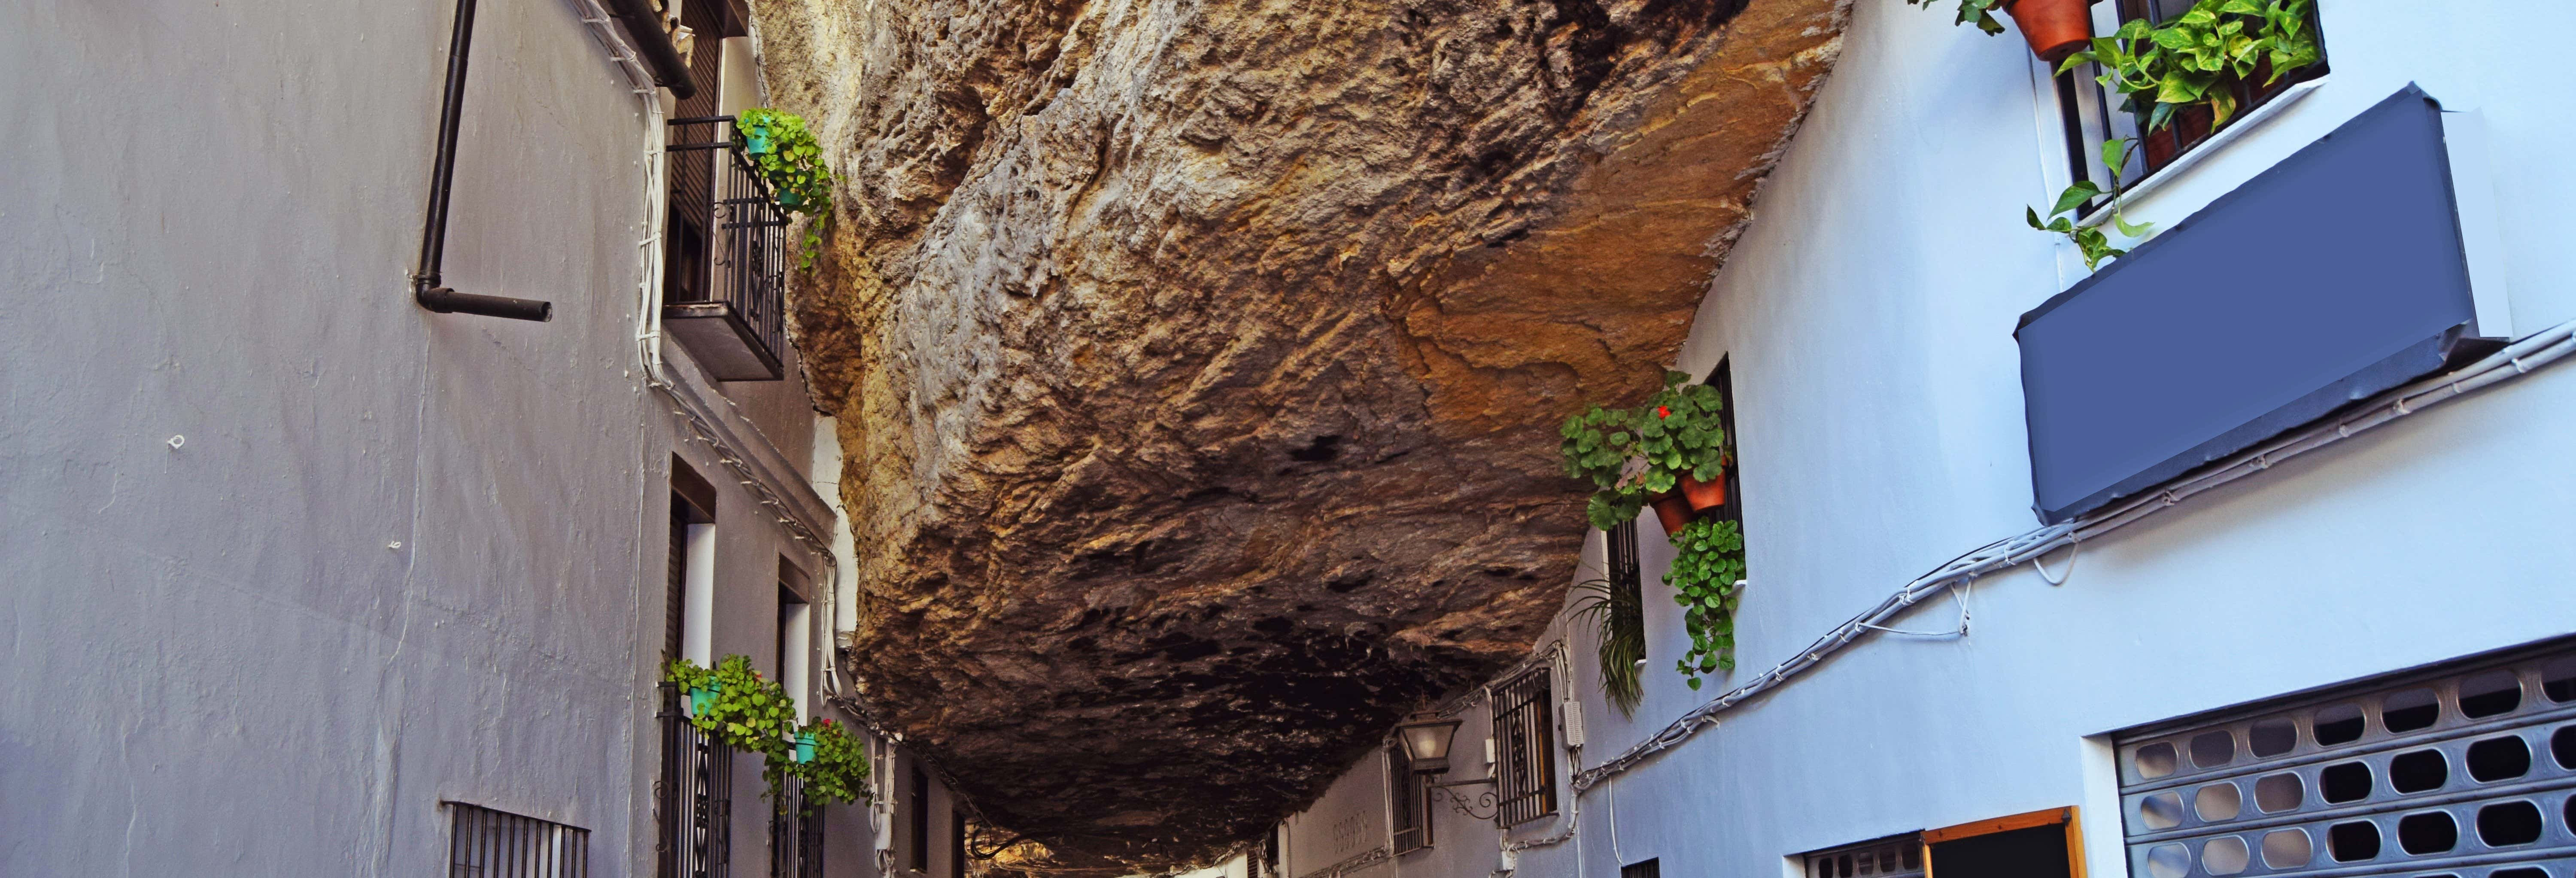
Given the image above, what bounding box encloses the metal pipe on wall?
[412,0,554,322]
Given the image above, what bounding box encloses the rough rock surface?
[747,0,1850,869]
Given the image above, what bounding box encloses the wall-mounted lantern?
[1394,716,1463,775]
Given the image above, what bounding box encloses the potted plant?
[794,717,872,812]
[2058,0,2322,134]
[1908,0,2094,62]
[1560,371,1730,533]
[734,108,837,270]
[1571,577,1646,716]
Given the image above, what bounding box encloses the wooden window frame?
[1922,806,2085,878]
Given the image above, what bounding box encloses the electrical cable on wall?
[1566,317,2576,792]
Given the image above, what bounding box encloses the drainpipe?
[411,0,553,322]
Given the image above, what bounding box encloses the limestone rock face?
[748,0,1849,869]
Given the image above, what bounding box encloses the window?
[951,808,968,878]
[1926,809,2081,878]
[449,802,588,878]
[2054,0,2329,201]
[1622,858,1662,878]
[1389,744,1433,853]
[669,459,718,665]
[776,563,811,719]
[909,763,931,873]
[1492,667,1558,826]
[2115,638,2576,878]
[1802,835,1923,878]
[1705,357,1744,535]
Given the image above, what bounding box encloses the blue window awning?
[2016,85,2481,524]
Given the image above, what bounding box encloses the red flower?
[1656,406,1672,419]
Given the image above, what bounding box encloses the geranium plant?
[795,717,872,811]
[735,108,836,270]
[1665,517,1747,690]
[1558,371,1729,530]
[667,654,871,804]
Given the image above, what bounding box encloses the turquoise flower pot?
[794,732,817,763]
[687,686,717,717]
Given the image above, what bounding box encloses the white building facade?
[1266,3,2576,878]
[0,0,974,875]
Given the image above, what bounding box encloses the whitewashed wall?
[0,0,851,874]
[1276,2,2576,878]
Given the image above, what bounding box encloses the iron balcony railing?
[769,774,825,878]
[659,684,735,878]
[665,116,791,382]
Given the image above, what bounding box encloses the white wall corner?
[2078,734,2126,878]
[2442,108,2514,339]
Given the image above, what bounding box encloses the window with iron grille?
[1492,666,1559,826]
[1389,744,1434,853]
[447,802,589,878]
[2115,638,2576,878]
[769,774,823,878]
[1621,858,1662,878]
[659,683,734,878]
[1801,834,1924,878]
[2053,0,2329,206]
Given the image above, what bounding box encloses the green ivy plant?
[1569,578,1646,717]
[1904,0,2010,35]
[1558,371,1729,531]
[2029,138,2157,270]
[1665,517,1747,691]
[2059,0,2322,133]
[735,108,836,270]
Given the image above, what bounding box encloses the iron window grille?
[1802,834,1925,878]
[2053,0,2328,210]
[1492,666,1560,826]
[447,802,589,878]
[1389,744,1434,853]
[659,683,735,878]
[2115,638,2576,878]
[769,774,824,878]
[663,116,793,382]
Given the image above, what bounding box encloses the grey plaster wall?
[0,0,845,873]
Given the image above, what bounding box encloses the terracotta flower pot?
[2002,0,2093,63]
[1651,494,1696,539]
[1680,471,1727,512]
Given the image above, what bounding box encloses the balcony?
[665,117,791,382]
[769,774,823,878]
[658,684,735,878]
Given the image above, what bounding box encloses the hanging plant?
[1558,371,1729,531]
[1570,578,1646,717]
[1665,517,1747,691]
[2029,138,2158,270]
[2059,0,2322,133]
[666,655,849,803]
[794,717,872,813]
[735,108,837,271]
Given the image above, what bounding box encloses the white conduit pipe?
[1567,319,2576,792]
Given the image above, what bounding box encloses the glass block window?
[1492,666,1559,826]
[2116,641,2576,878]
[1803,834,1926,878]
